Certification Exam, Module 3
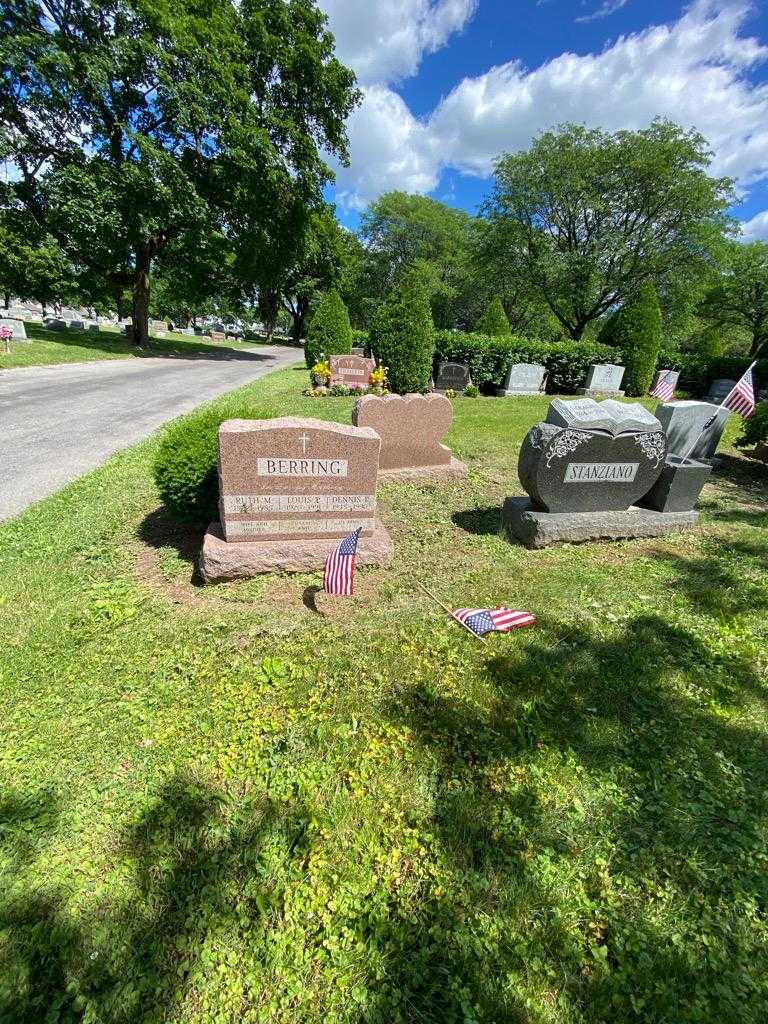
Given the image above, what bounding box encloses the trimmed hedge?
[598,283,662,396]
[369,271,435,394]
[433,331,623,393]
[676,354,768,397]
[153,401,275,527]
[304,289,352,368]
[735,401,768,448]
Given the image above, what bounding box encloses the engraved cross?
[298,432,310,454]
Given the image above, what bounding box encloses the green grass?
[0,322,289,369]
[1,367,767,1023]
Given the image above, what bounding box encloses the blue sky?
[318,0,768,239]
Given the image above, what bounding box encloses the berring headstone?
[200,417,393,581]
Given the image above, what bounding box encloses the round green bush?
[304,289,353,368]
[369,270,435,394]
[598,282,662,396]
[153,401,275,527]
[736,401,768,449]
[475,297,511,337]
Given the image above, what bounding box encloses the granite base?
[502,496,698,549]
[200,518,394,582]
[496,388,543,397]
[377,457,468,482]
[576,387,625,398]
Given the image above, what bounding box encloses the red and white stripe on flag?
[323,528,361,596]
[723,367,756,419]
[650,370,675,402]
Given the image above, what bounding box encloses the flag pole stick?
[413,578,486,640]
[680,361,757,462]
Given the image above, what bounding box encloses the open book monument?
[505,397,709,548]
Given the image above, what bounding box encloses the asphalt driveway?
[0,346,299,521]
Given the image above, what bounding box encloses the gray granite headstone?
[759,386,768,403]
[0,317,27,340]
[519,398,666,513]
[45,318,67,331]
[706,379,736,404]
[434,362,471,392]
[499,363,546,397]
[69,319,85,330]
[578,363,625,397]
[655,400,730,462]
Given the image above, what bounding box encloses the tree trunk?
[291,297,310,345]
[751,330,766,357]
[259,290,280,340]
[3,292,9,310]
[131,245,152,347]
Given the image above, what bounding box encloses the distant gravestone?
[210,330,226,343]
[578,363,625,397]
[706,379,737,404]
[352,393,467,480]
[151,319,168,336]
[498,363,546,397]
[200,417,393,580]
[45,318,67,331]
[88,323,101,334]
[69,320,85,330]
[759,386,768,403]
[655,400,730,462]
[0,317,27,341]
[650,368,679,399]
[329,354,375,388]
[434,361,471,393]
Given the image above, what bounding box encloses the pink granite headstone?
[328,354,375,388]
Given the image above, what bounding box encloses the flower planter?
[638,454,712,514]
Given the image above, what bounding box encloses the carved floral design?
[545,429,591,468]
[634,431,665,468]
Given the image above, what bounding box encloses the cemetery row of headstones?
[199,390,714,581]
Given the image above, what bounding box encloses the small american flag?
[650,369,676,402]
[721,364,757,418]
[453,607,536,637]
[323,527,362,596]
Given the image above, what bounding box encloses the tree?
[483,121,735,340]
[304,289,352,367]
[476,297,511,336]
[0,0,359,346]
[598,282,662,396]
[368,270,435,394]
[0,209,75,312]
[355,192,478,329]
[698,241,768,357]
[279,208,347,343]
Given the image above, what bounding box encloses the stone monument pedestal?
[376,456,467,482]
[200,518,394,582]
[577,386,625,398]
[502,496,698,549]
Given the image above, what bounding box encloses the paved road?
[0,346,299,521]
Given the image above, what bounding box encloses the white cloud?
[575,0,630,25]
[320,0,477,85]
[331,0,768,210]
[740,209,768,240]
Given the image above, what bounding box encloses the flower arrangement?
[0,324,12,353]
[369,364,388,390]
[310,358,331,387]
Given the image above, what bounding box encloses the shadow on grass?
[0,774,310,1023]
[136,507,205,585]
[709,451,768,491]
[25,326,287,362]
[452,505,502,536]
[374,611,768,1021]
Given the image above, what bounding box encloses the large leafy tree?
[0,208,75,312]
[483,121,735,340]
[0,0,358,345]
[698,240,768,357]
[278,207,348,343]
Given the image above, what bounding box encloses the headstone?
[518,399,666,513]
[498,363,546,397]
[578,363,625,397]
[352,393,467,480]
[434,361,471,393]
[706,379,737,404]
[200,417,393,580]
[758,386,768,403]
[639,454,712,514]
[210,330,226,343]
[69,319,85,330]
[150,319,168,334]
[351,346,365,356]
[45,318,67,331]
[504,397,702,547]
[655,401,730,462]
[0,317,27,340]
[88,323,101,334]
[329,354,375,388]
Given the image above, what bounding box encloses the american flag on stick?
[323,527,362,596]
[720,363,757,419]
[453,607,536,637]
[649,369,676,402]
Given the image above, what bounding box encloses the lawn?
[0,322,288,369]
[1,366,767,1023]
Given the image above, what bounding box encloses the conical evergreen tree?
[304,289,352,368]
[369,271,435,394]
[597,282,662,396]
[476,296,511,336]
